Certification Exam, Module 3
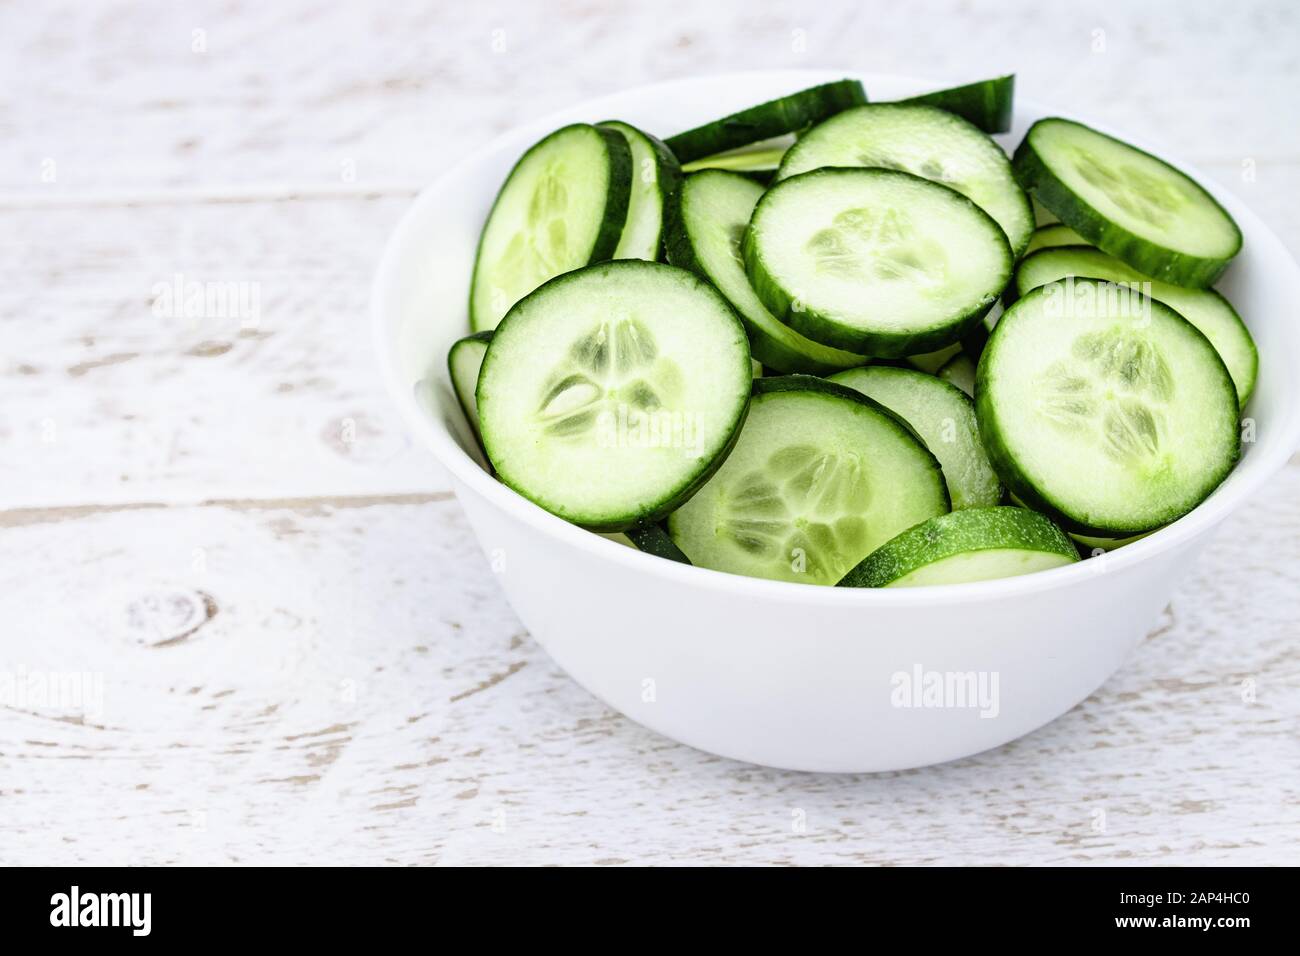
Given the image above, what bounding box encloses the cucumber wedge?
[1013,118,1241,287]
[744,167,1012,356]
[1022,223,1087,257]
[477,260,751,531]
[598,120,682,260]
[896,74,1015,134]
[829,366,1002,509]
[977,279,1240,535]
[448,331,493,442]
[667,376,949,585]
[665,169,867,374]
[665,80,867,164]
[1014,246,1258,404]
[777,103,1034,256]
[838,507,1077,587]
[469,124,632,331]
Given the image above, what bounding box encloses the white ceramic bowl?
[373,71,1300,772]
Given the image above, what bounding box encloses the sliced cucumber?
[598,121,682,260]
[777,104,1033,255]
[838,507,1077,587]
[977,279,1240,535]
[448,331,493,441]
[1022,223,1087,257]
[665,169,866,374]
[1069,529,1149,552]
[829,366,1002,509]
[624,524,693,564]
[1013,118,1241,287]
[906,342,962,374]
[897,74,1015,134]
[681,136,792,174]
[668,376,949,584]
[1033,198,1059,226]
[1014,246,1257,405]
[665,80,867,164]
[477,260,751,530]
[938,352,976,397]
[469,124,632,331]
[744,167,1012,356]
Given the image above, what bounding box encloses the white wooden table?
[2,0,1297,866]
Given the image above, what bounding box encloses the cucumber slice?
[1022,223,1087,257]
[977,279,1240,535]
[777,104,1034,256]
[477,260,751,531]
[1033,198,1059,226]
[1013,118,1241,287]
[1014,246,1258,405]
[665,170,867,374]
[680,136,792,174]
[1069,529,1149,552]
[624,524,693,564]
[744,167,1012,356]
[838,507,1077,588]
[598,121,682,260]
[906,342,962,374]
[896,74,1015,134]
[665,80,867,164]
[448,331,493,442]
[668,376,949,585]
[829,366,1002,509]
[469,124,632,331]
[938,352,976,397]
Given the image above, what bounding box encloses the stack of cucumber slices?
[448,76,1251,589]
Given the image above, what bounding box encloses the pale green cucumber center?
[718,443,874,583]
[534,314,684,441]
[805,206,948,288]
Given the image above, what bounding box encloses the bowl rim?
[372,69,1300,608]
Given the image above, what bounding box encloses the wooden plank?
[2,465,1296,865]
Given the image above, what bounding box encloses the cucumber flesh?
[838,507,1077,588]
[448,331,493,442]
[778,103,1034,256]
[977,279,1240,535]
[906,342,962,374]
[830,366,1002,510]
[744,167,1012,356]
[668,376,949,585]
[477,260,752,530]
[896,74,1014,134]
[470,124,632,331]
[598,121,682,261]
[938,352,976,397]
[665,170,867,374]
[1014,118,1241,287]
[1015,246,1257,405]
[665,80,867,164]
[681,135,793,174]
[1022,223,1087,257]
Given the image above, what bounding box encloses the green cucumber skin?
[598,120,683,260]
[624,524,693,564]
[975,283,1241,536]
[1013,118,1242,289]
[665,80,868,163]
[743,168,1010,357]
[477,260,752,533]
[662,172,865,375]
[468,123,634,332]
[837,506,1076,588]
[897,74,1014,134]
